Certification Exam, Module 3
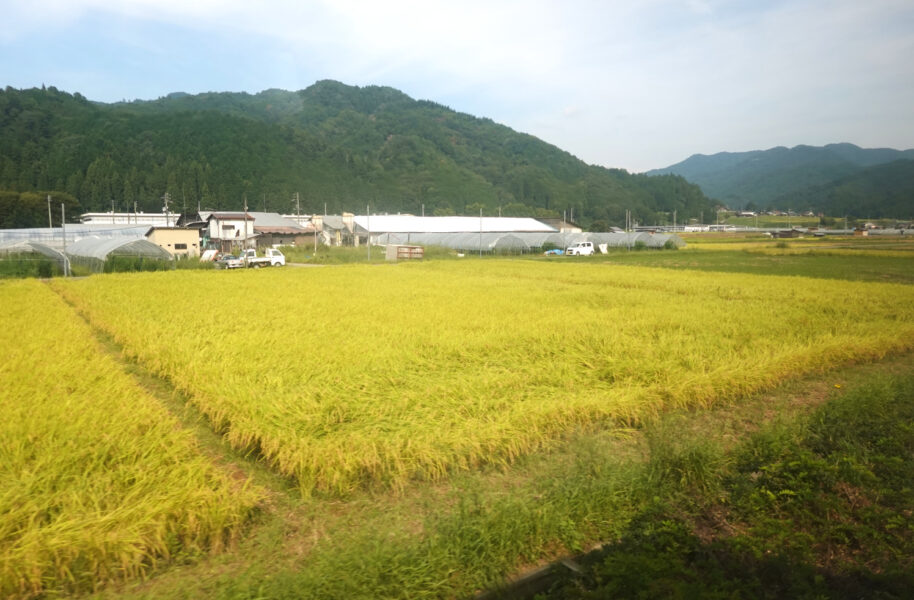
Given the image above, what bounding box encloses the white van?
[565,241,595,256]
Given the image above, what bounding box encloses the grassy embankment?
[540,372,914,599]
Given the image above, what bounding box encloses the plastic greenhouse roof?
[0,225,152,250]
[0,240,67,261]
[374,231,685,251]
[355,215,556,233]
[65,236,173,261]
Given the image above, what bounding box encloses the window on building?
[175,243,188,250]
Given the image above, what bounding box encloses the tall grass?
[49,260,914,497]
[0,280,262,597]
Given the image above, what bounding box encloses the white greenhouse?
[65,236,174,272]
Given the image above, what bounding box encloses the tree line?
[1,83,717,228]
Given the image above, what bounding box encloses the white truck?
[240,248,286,268]
[565,241,595,256]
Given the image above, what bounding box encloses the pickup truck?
[240,248,286,268]
[565,241,595,256]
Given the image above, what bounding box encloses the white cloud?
[2,0,912,170]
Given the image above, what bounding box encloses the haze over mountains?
[0,81,714,229]
[649,144,914,217]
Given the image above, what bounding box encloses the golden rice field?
[49,260,914,497]
[0,280,262,598]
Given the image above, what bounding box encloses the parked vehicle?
[565,241,595,256]
[216,254,243,269]
[240,248,286,268]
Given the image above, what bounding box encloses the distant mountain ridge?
[0,81,715,229]
[648,143,914,213]
[787,159,914,219]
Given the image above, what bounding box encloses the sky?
[2,0,913,172]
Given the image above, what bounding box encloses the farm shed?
[146,227,200,258]
[247,212,316,248]
[65,236,173,272]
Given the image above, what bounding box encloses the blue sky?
[2,0,912,172]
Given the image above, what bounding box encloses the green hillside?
[783,159,914,219]
[0,82,713,228]
[648,143,914,211]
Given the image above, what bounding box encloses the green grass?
[539,374,914,599]
[589,249,914,284]
[0,253,62,278]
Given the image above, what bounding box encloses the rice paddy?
[6,249,914,598]
[48,260,914,497]
[0,280,263,598]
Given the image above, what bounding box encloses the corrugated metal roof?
[206,212,254,220]
[354,215,556,233]
[247,212,307,230]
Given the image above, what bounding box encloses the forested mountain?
[647,143,914,211]
[783,159,914,219]
[0,82,713,228]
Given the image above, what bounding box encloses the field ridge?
[48,282,301,503]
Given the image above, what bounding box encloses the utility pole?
[479,207,483,258]
[61,203,69,276]
[47,195,52,228]
[366,204,371,261]
[243,195,249,249]
[163,192,171,227]
[563,210,567,252]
